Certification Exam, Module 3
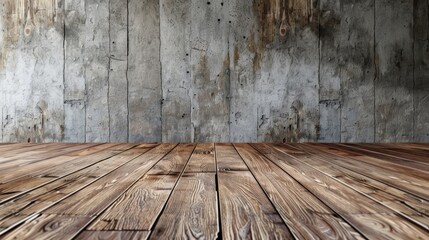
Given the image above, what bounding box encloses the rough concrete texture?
[0,0,428,143]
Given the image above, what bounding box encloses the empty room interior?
[0,0,429,239]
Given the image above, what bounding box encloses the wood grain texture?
[215,143,248,171]
[149,173,218,239]
[89,144,195,231]
[0,146,156,231]
[218,170,293,239]
[76,231,149,240]
[216,143,293,239]
[273,143,429,230]
[253,143,429,239]
[234,143,364,239]
[1,143,429,238]
[45,143,177,216]
[307,143,429,200]
[2,214,91,240]
[185,143,216,173]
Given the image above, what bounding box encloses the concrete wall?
[0,0,428,143]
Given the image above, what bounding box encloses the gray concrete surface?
[0,0,428,143]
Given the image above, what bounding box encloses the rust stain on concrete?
[1,0,58,70]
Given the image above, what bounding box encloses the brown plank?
[45,143,178,216]
[1,214,91,240]
[148,143,218,238]
[185,143,216,173]
[149,173,218,239]
[251,143,429,239]
[344,143,429,164]
[0,146,157,231]
[0,143,79,163]
[88,143,195,230]
[216,143,293,239]
[0,144,132,203]
[0,143,61,158]
[305,143,429,200]
[76,231,149,240]
[216,143,248,171]
[233,144,364,239]
[332,143,429,169]
[0,144,100,174]
[272,143,429,230]
[0,143,112,183]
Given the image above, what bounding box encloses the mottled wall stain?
[1,0,58,70]
[250,0,316,73]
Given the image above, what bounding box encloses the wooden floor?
[0,143,428,239]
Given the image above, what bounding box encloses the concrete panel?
[128,0,162,142]
[160,0,192,142]
[375,0,414,142]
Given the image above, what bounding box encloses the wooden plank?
[0,144,114,184]
[0,144,133,203]
[300,144,429,201]
[233,144,364,239]
[252,143,429,239]
[45,143,177,216]
[190,0,230,142]
[128,0,161,142]
[108,0,128,142]
[0,143,64,159]
[185,143,215,173]
[215,143,248,171]
[216,143,293,239]
[149,173,218,239]
[322,143,429,176]
[341,143,429,165]
[273,144,429,230]
[2,214,91,240]
[0,143,99,171]
[357,143,429,158]
[414,0,429,142]
[88,143,194,231]
[333,143,429,170]
[160,0,192,142]
[148,143,218,238]
[375,0,414,142]
[76,231,149,240]
[0,146,155,231]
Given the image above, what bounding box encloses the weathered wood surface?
[1,1,427,143]
[1,143,429,238]
[216,144,293,239]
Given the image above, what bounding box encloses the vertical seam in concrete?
[158,0,163,142]
[412,1,416,142]
[373,0,377,143]
[126,0,130,142]
[189,4,194,143]
[317,0,321,142]
[63,2,66,142]
[107,0,111,142]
